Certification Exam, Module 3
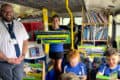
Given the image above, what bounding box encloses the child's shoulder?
[117,64,120,66]
[99,63,109,68]
[79,62,86,67]
[99,63,120,69]
[64,63,70,68]
[117,64,120,69]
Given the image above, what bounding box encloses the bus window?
[62,18,70,25]
[74,17,82,25]
[116,24,120,49]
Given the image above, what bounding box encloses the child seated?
[97,48,120,79]
[63,50,87,80]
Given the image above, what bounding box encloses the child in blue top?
[97,48,120,79]
[63,50,87,80]
[49,15,64,79]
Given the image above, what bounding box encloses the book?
[90,26,94,40]
[86,13,90,23]
[83,26,88,40]
[29,46,43,57]
[91,11,98,24]
[35,47,40,56]
[96,75,110,80]
[95,27,104,40]
[85,10,108,24]
[99,13,107,23]
[96,71,118,80]
[29,47,36,57]
[110,71,118,80]
[23,77,35,80]
[102,27,108,40]
[87,27,90,40]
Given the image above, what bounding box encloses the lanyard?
[2,20,20,57]
[2,20,14,35]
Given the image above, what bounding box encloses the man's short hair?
[1,3,13,12]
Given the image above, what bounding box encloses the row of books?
[83,26,108,40]
[78,45,106,55]
[84,10,108,24]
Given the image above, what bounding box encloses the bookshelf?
[78,9,110,56]
[81,10,109,46]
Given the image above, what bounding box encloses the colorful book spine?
[83,26,88,40]
[102,27,108,40]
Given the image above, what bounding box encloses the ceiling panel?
[84,0,120,13]
[1,0,120,13]
[1,0,120,16]
[0,1,41,17]
[0,0,84,13]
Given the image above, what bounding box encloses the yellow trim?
[44,40,66,43]
[66,0,74,50]
[51,10,57,17]
[42,8,48,31]
[42,8,49,54]
[37,35,68,38]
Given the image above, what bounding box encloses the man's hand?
[7,58,20,64]
[7,55,25,64]
[17,55,25,62]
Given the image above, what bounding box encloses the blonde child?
[63,50,87,80]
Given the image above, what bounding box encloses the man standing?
[0,4,29,80]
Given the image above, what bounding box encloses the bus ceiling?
[0,0,85,13]
[0,0,120,15]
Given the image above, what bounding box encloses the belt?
[0,61,8,63]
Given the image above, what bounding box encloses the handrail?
[65,0,74,50]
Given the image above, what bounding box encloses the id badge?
[9,39,17,44]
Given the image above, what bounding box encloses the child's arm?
[96,64,107,80]
[97,64,106,75]
[63,65,67,73]
[96,72,103,75]
[81,64,87,80]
